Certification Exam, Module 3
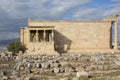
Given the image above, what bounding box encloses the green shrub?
[7,40,26,53]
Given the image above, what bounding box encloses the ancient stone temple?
[20,16,119,55]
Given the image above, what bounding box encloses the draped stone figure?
[30,33,36,42]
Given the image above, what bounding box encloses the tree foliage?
[7,40,26,53]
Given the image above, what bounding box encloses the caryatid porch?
[29,27,54,43]
[26,26,57,55]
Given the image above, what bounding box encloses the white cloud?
[0,32,19,40]
[72,7,100,20]
[0,0,92,40]
[51,0,91,10]
[0,0,91,19]
[72,0,120,20]
[0,0,50,19]
[112,0,120,2]
[47,0,91,18]
[0,0,120,41]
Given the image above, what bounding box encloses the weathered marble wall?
[26,20,112,53]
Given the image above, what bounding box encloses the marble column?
[43,30,46,41]
[51,30,54,41]
[36,30,38,42]
[114,21,118,49]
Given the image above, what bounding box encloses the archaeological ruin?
[20,15,119,55]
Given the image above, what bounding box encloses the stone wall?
[22,27,29,46]
[26,20,112,53]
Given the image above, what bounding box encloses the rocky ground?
[0,52,120,80]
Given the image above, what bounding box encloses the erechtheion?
[20,15,119,55]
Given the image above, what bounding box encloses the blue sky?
[0,0,119,41]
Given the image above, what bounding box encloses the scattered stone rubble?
[0,52,120,80]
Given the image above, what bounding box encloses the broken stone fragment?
[41,62,50,69]
[76,70,88,78]
[0,70,5,76]
[53,68,60,73]
[12,70,19,77]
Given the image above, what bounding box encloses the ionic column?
[43,30,46,41]
[36,30,38,42]
[114,21,118,49]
